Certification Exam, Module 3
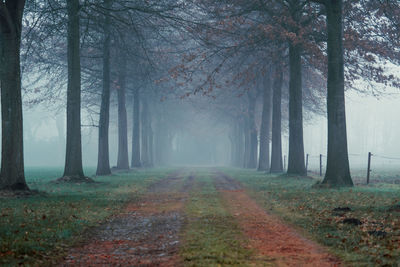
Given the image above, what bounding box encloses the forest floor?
[1,167,400,266]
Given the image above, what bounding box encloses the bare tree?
[61,0,88,181]
[0,0,28,190]
[258,70,273,171]
[96,0,112,175]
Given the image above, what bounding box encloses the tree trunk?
[63,0,85,179]
[116,51,129,170]
[141,96,149,167]
[154,112,163,166]
[247,93,258,169]
[258,72,273,171]
[270,62,284,173]
[148,109,154,167]
[287,43,306,175]
[229,128,236,166]
[96,0,112,176]
[322,0,353,186]
[0,0,28,190]
[131,88,141,167]
[166,131,174,165]
[243,117,250,168]
[236,120,245,167]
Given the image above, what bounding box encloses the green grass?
[220,168,400,266]
[0,167,173,266]
[180,173,256,267]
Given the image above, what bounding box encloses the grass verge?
[0,167,173,266]
[220,168,400,267]
[180,173,254,267]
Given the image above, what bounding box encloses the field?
[1,167,400,266]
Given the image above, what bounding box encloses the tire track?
[60,170,193,267]
[213,171,341,267]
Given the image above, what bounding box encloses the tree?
[146,97,154,167]
[0,0,29,190]
[321,0,353,186]
[141,95,150,167]
[116,48,130,170]
[62,0,87,181]
[131,87,141,168]
[270,61,284,173]
[246,90,258,168]
[96,0,112,176]
[287,41,306,175]
[258,70,273,171]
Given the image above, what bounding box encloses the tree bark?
[270,62,284,173]
[63,0,85,179]
[131,88,141,167]
[287,43,306,175]
[258,71,273,171]
[322,0,353,186]
[0,0,29,190]
[96,0,112,176]
[116,51,129,170]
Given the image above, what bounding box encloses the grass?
[4,166,399,266]
[181,172,255,267]
[0,167,173,266]
[220,168,400,266]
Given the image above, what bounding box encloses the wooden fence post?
[284,155,286,171]
[319,154,322,177]
[367,152,372,184]
[306,154,309,174]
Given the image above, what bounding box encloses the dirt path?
[214,172,341,267]
[59,169,341,266]
[60,170,191,267]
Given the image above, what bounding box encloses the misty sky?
[19,88,400,170]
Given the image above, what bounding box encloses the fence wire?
[303,152,400,185]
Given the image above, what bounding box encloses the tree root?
[54,175,95,184]
[0,188,41,198]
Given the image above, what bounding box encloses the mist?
[19,89,400,174]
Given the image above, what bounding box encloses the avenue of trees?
[1,0,400,190]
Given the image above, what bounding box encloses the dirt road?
[60,169,340,266]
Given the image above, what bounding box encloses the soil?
[59,172,188,267]
[213,173,341,267]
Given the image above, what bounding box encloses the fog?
[20,88,400,173]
